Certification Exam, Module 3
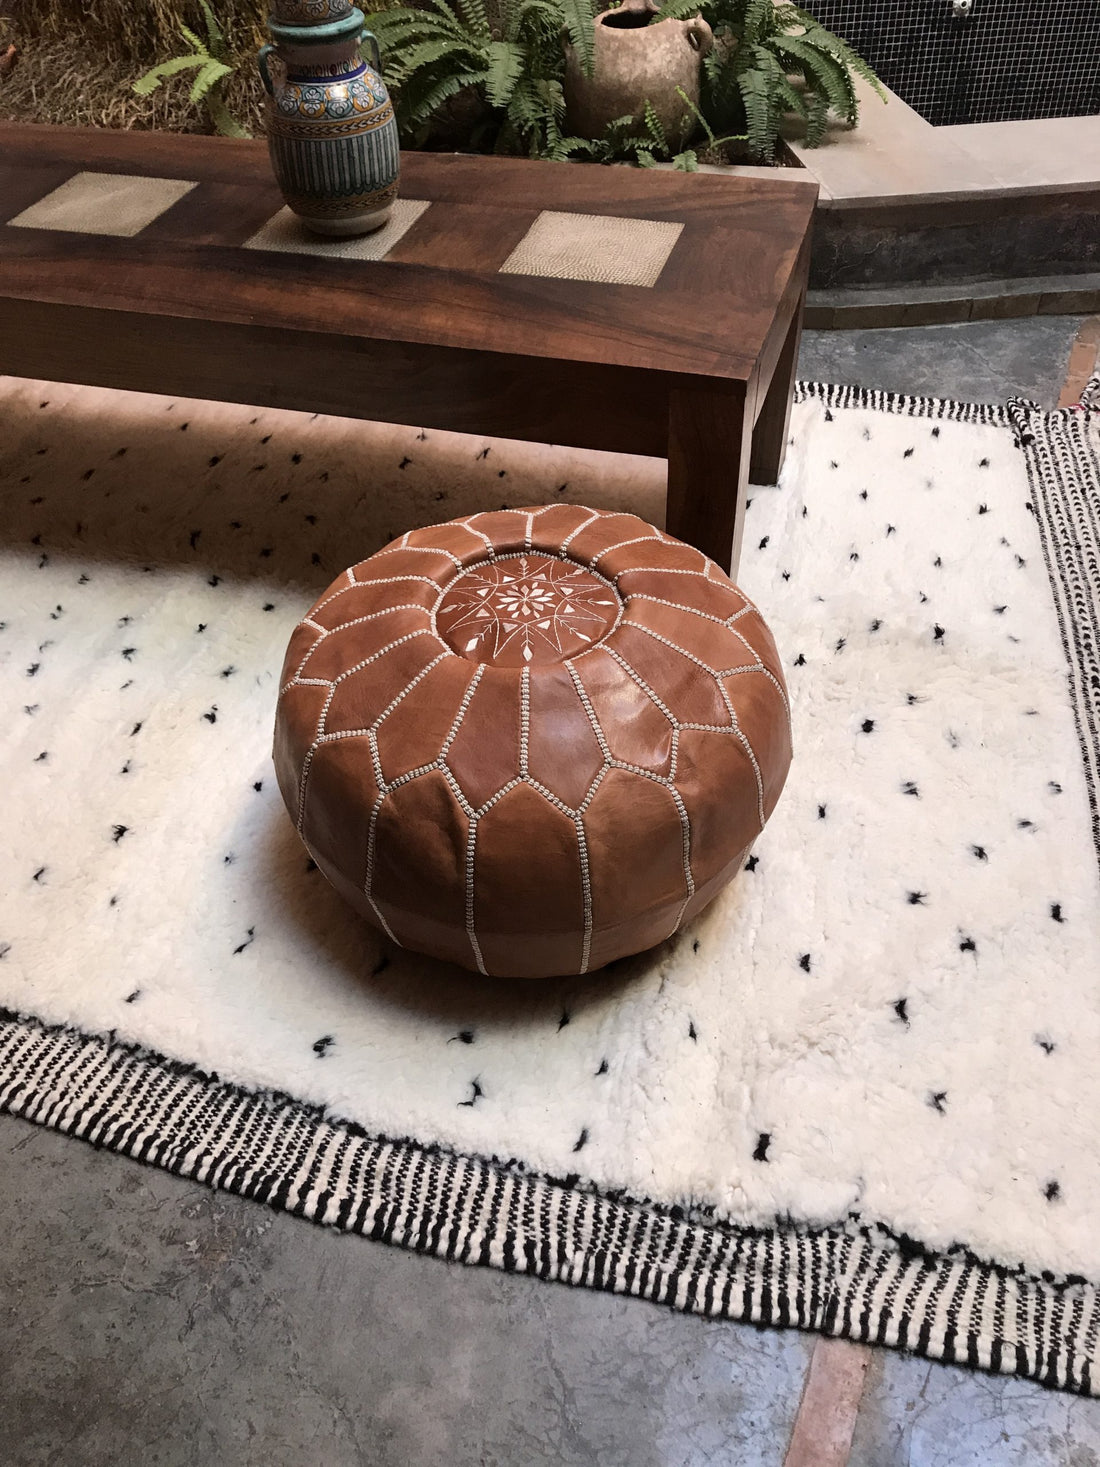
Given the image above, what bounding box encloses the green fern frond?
[672,148,699,171]
[740,0,774,45]
[130,4,248,135]
[205,87,250,138]
[505,77,544,125]
[534,76,566,122]
[652,0,707,21]
[459,0,493,41]
[197,0,225,53]
[562,0,598,78]
[674,84,715,145]
[774,32,855,121]
[485,39,525,105]
[397,67,482,129]
[798,21,888,102]
[368,11,456,38]
[643,100,668,153]
[505,0,562,36]
[803,85,830,146]
[774,74,809,122]
[132,54,206,95]
[189,57,233,103]
[176,22,208,56]
[737,66,776,158]
[390,37,480,78]
[549,134,600,159]
[368,9,470,49]
[423,0,465,28]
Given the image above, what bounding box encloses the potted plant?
[368,0,884,166]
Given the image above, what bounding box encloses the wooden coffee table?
[0,124,816,576]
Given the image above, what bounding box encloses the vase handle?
[360,29,382,72]
[258,42,277,97]
[686,17,712,55]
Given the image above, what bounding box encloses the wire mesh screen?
[806,0,1100,125]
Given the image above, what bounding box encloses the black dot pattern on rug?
[3,376,1096,1334]
[233,927,255,955]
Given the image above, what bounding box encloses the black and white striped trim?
[2,379,1098,1395]
[2,1005,1098,1394]
[794,379,1009,427]
[1014,385,1100,869]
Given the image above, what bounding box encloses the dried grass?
[0,0,402,133]
[0,36,267,132]
[6,0,268,65]
[0,6,267,134]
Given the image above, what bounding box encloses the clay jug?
[564,0,713,149]
[258,5,399,237]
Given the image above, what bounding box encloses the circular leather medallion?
[435,553,623,667]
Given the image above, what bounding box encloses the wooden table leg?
[666,378,752,580]
[749,290,805,487]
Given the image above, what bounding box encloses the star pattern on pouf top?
[435,553,621,667]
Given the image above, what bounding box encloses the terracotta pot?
[564,0,713,150]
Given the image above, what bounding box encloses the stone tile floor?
[797,314,1088,408]
[2,314,1099,1467]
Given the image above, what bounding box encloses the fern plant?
[367,0,883,163]
[133,0,249,139]
[551,105,699,170]
[367,0,568,156]
[653,0,884,160]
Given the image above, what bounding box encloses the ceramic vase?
[258,4,399,237]
[563,0,712,150]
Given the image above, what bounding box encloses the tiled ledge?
[782,79,1100,293]
[806,273,1100,331]
[786,77,1100,203]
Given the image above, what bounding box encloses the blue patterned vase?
[271,0,355,20]
[258,7,399,237]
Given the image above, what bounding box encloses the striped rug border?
[1012,384,1100,870]
[3,379,1099,1396]
[793,378,1011,427]
[2,1006,1097,1394]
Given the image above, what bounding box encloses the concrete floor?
[3,314,1100,1467]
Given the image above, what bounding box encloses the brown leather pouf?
[274,505,792,978]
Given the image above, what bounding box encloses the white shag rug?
[2,372,1099,1393]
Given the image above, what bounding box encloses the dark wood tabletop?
[0,123,818,574]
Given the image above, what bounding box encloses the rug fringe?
[2,1002,1099,1396]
